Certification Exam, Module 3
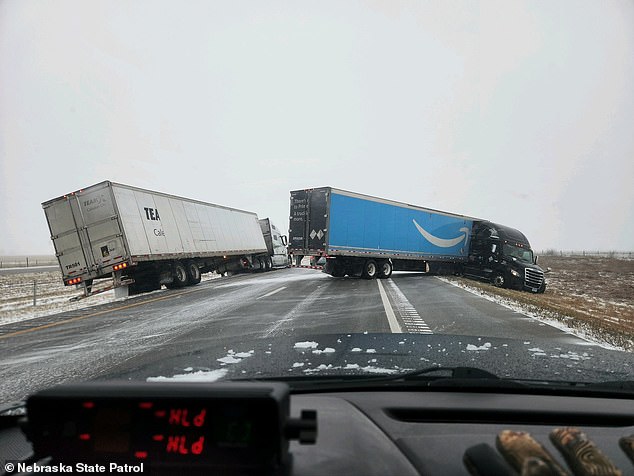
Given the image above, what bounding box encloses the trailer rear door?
[43,183,128,282]
[289,188,329,253]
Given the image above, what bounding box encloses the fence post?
[26,256,29,267]
[33,279,37,306]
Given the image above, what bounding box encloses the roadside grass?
[444,256,634,351]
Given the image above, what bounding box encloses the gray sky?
[1,0,633,255]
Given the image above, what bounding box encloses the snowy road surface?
[0,268,596,405]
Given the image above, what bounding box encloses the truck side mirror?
[534,255,538,265]
[281,235,288,246]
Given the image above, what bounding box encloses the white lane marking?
[256,286,287,300]
[386,279,433,334]
[377,280,402,333]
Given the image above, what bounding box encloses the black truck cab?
[463,221,546,293]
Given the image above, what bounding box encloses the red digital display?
[29,391,282,471]
[166,408,207,427]
[166,435,205,455]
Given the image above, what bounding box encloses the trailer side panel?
[328,191,472,260]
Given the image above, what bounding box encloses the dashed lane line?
[385,279,433,334]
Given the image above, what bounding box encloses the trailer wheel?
[378,260,393,279]
[167,261,188,288]
[265,256,272,271]
[185,261,201,285]
[492,273,506,288]
[362,259,378,279]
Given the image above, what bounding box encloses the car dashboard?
[1,382,633,476]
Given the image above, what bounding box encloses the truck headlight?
[510,269,521,278]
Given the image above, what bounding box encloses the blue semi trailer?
[289,187,546,292]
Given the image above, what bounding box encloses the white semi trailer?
[42,181,286,296]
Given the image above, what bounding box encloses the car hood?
[105,333,633,386]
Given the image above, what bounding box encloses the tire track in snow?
[262,284,327,337]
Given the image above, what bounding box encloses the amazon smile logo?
[412,220,469,248]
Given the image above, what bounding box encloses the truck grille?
[525,268,544,289]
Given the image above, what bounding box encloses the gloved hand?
[464,428,632,476]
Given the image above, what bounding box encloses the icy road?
[0,268,596,405]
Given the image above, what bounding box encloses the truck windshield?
[502,244,534,263]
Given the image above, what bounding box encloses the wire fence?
[537,250,634,259]
[0,256,58,268]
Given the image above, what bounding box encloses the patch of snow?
[312,347,335,354]
[366,349,376,353]
[294,341,319,349]
[147,369,228,382]
[350,347,362,352]
[466,343,492,351]
[217,356,242,364]
[292,362,304,368]
[360,366,399,374]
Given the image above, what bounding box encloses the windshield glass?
[1,1,633,407]
[503,244,534,263]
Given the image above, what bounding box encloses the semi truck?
[259,218,291,269]
[42,181,288,296]
[289,187,546,293]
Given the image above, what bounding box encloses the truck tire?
[362,259,378,279]
[255,257,265,272]
[492,273,506,288]
[537,281,546,294]
[185,261,201,285]
[167,261,188,288]
[378,260,393,279]
[265,256,272,271]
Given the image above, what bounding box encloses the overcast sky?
[1,0,633,255]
